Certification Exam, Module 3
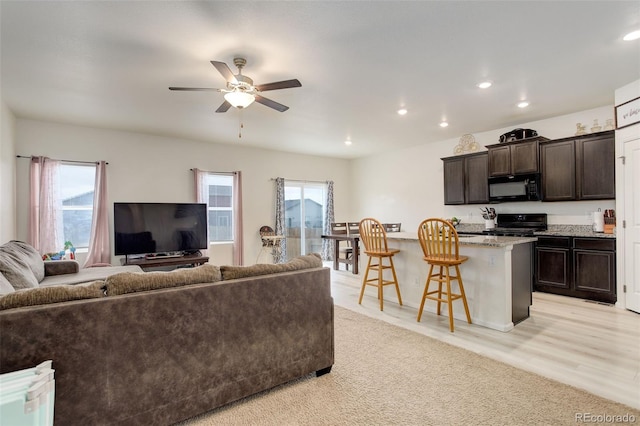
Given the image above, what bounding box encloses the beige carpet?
[178,306,639,425]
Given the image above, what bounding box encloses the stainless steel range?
[483,213,547,236]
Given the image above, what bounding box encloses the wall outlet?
[488,255,496,267]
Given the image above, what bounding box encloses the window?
[206,173,234,242]
[284,182,325,258]
[60,164,96,248]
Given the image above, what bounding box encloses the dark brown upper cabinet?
[540,140,576,201]
[540,131,614,201]
[487,138,545,177]
[576,132,615,199]
[442,152,488,205]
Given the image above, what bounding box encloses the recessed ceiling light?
[440,121,449,128]
[477,81,492,89]
[517,101,529,108]
[623,30,640,41]
[344,140,352,146]
[397,108,408,115]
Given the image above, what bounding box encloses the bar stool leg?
[389,256,402,306]
[378,256,384,311]
[417,264,434,322]
[445,267,455,332]
[359,256,373,305]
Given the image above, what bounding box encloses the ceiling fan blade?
[211,61,238,84]
[215,100,232,113]
[169,87,222,91]
[255,95,289,112]
[255,79,302,92]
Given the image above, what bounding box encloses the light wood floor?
[328,263,640,410]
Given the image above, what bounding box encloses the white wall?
[350,105,616,232]
[9,105,620,265]
[14,119,351,265]
[0,101,16,242]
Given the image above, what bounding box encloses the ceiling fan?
[169,57,301,113]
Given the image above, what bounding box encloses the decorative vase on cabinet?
[603,119,614,131]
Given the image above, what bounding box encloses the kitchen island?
[382,232,537,332]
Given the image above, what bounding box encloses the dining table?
[321,233,360,275]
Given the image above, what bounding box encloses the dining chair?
[358,218,403,311]
[383,223,401,232]
[346,222,361,268]
[416,218,471,332]
[331,222,353,270]
[347,222,360,235]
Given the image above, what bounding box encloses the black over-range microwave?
[488,173,541,202]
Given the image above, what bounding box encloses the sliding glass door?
[284,182,325,260]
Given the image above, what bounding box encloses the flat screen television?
[114,202,208,256]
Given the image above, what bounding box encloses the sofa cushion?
[104,264,222,296]
[0,280,105,310]
[0,241,41,290]
[44,260,80,277]
[220,253,323,281]
[0,273,15,295]
[4,241,45,282]
[39,265,143,287]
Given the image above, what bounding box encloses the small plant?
[64,241,74,250]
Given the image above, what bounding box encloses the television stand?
[144,253,183,260]
[121,254,209,271]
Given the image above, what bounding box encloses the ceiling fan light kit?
[224,91,255,108]
[169,57,301,113]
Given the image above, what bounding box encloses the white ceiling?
[1,1,639,159]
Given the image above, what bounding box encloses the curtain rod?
[270,178,329,184]
[16,155,108,165]
[189,168,238,174]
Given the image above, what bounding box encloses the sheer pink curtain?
[29,157,63,254]
[233,171,243,265]
[193,168,209,257]
[84,161,110,267]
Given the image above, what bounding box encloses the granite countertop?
[454,224,616,239]
[385,231,538,248]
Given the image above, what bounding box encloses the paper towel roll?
[593,211,604,233]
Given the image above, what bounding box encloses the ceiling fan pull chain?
[239,110,244,139]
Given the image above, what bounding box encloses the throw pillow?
[0,280,105,310]
[104,264,222,296]
[0,273,15,295]
[6,240,45,282]
[0,242,40,290]
[220,253,323,281]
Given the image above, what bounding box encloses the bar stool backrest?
[358,218,389,254]
[417,218,460,260]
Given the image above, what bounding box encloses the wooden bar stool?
[416,218,471,332]
[358,218,403,311]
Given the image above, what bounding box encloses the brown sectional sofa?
[0,246,334,425]
[0,240,143,293]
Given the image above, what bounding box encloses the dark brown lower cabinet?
[535,236,616,304]
[535,237,571,289]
